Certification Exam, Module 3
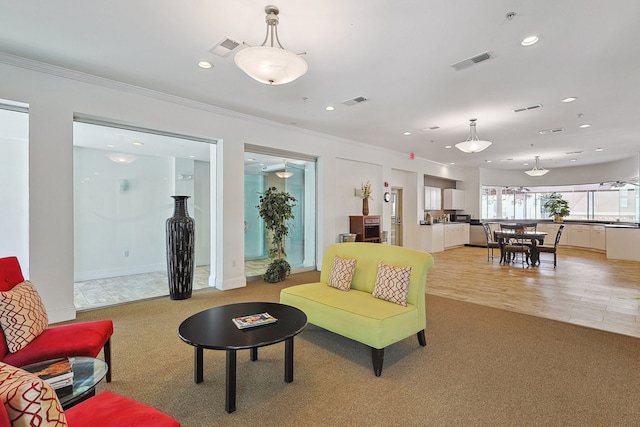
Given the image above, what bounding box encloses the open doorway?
[72,119,216,309]
[391,187,403,246]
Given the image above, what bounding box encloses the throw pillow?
[0,362,67,427]
[372,261,412,306]
[327,256,357,291]
[0,281,48,353]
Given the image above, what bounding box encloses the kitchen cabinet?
[421,224,444,253]
[444,223,466,248]
[591,226,606,251]
[606,227,640,260]
[443,189,465,210]
[349,215,381,242]
[424,186,441,210]
[567,224,591,248]
[538,223,568,246]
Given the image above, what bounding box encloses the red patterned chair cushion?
[0,362,67,427]
[372,261,412,306]
[327,256,357,291]
[0,282,48,353]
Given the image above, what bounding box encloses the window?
[481,183,639,223]
[0,101,29,271]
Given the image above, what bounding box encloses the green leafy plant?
[256,187,297,283]
[262,258,292,283]
[541,192,571,222]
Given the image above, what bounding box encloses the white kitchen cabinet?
[424,186,441,210]
[421,224,444,253]
[606,227,640,260]
[462,223,470,244]
[443,189,465,210]
[539,223,568,246]
[567,224,590,248]
[444,223,465,248]
[591,226,606,251]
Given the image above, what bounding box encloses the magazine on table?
[24,357,74,390]
[232,312,278,329]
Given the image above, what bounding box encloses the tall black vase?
[166,195,195,300]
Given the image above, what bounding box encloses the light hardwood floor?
[75,246,640,339]
[427,245,640,338]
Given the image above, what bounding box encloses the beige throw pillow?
[327,256,357,291]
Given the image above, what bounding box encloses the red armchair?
[0,362,180,426]
[0,256,113,382]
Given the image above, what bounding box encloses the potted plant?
[541,192,571,222]
[256,186,297,283]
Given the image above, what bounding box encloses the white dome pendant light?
[234,5,308,85]
[455,119,493,153]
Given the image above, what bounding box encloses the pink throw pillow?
[327,256,357,291]
[372,262,412,306]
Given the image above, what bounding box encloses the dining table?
[494,230,548,265]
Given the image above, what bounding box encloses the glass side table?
[22,356,108,409]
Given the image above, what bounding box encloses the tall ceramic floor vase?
[166,195,195,300]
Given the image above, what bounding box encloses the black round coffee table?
[178,302,307,413]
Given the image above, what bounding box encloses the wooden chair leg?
[104,338,112,382]
[371,347,384,377]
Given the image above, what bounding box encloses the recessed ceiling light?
[485,160,492,163]
[449,162,456,165]
[521,35,539,46]
[106,144,114,148]
[445,145,452,149]
[570,159,577,162]
[132,141,144,146]
[579,123,591,128]
[403,131,411,136]
[198,61,213,69]
[523,163,529,166]
[595,148,603,152]
[325,106,335,111]
[562,97,578,103]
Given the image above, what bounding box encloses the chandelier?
[525,156,549,176]
[275,161,293,179]
[455,119,492,153]
[234,5,308,85]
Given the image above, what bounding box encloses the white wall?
[1,59,462,322]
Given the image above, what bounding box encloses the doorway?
[391,188,403,246]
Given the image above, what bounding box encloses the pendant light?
[275,161,293,179]
[455,119,493,153]
[234,5,308,85]
[525,156,549,176]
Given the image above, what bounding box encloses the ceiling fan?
[599,178,639,189]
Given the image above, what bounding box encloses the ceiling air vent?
[342,96,368,106]
[209,38,241,57]
[539,128,564,135]
[514,104,543,113]
[450,51,495,71]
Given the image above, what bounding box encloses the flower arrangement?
[361,181,372,200]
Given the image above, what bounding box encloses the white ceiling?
[1,1,640,172]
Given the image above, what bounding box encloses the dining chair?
[537,224,565,268]
[482,223,500,261]
[501,224,529,266]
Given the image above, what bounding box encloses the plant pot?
[554,215,563,223]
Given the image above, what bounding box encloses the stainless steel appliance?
[451,214,471,223]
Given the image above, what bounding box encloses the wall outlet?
[123,250,129,257]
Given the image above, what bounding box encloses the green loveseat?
[280,242,434,376]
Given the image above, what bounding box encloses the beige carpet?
[74,271,640,426]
